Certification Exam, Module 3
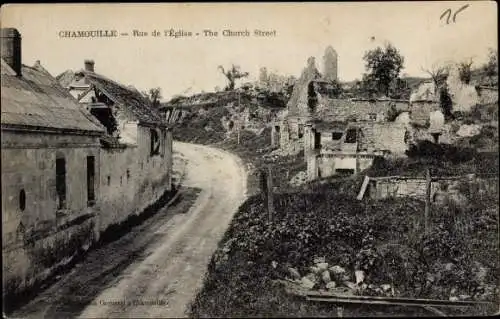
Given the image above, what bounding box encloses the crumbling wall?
[477,87,498,104]
[369,175,499,200]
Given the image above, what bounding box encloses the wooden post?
[237,125,240,145]
[267,165,275,220]
[357,175,370,200]
[424,168,431,234]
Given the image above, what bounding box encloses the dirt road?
[10,142,247,318]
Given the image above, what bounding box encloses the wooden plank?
[356,175,370,200]
[304,291,493,307]
[305,296,486,308]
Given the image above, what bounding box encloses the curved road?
[11,142,247,318]
[80,142,248,318]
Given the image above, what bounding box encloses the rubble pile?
[282,256,496,302]
[289,171,307,187]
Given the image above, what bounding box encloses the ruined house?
[1,28,105,300]
[58,60,173,232]
[303,102,410,180]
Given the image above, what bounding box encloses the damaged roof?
[1,60,105,134]
[77,70,165,126]
[314,98,409,123]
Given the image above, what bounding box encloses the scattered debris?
[288,267,301,280]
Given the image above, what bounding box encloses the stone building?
[2,28,173,302]
[303,107,409,180]
[59,60,173,233]
[323,46,338,82]
[2,28,105,300]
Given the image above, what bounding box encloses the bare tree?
[142,87,162,108]
[421,64,450,94]
[422,64,452,117]
[218,65,249,91]
[457,58,473,84]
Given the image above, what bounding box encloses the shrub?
[405,140,476,164]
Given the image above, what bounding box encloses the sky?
[1,2,497,100]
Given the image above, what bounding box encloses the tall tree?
[362,43,405,97]
[218,64,249,91]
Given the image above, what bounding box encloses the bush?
[405,140,476,164]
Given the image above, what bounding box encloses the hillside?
[166,89,287,145]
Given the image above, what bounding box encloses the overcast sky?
[1,2,497,100]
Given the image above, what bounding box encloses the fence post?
[424,168,431,235]
[267,165,275,221]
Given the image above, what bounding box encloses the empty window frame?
[150,129,161,156]
[19,189,26,211]
[56,157,67,209]
[314,131,322,149]
[331,132,343,140]
[345,128,358,144]
[87,156,96,206]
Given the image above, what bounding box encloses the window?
[107,176,111,186]
[369,113,377,121]
[19,189,26,211]
[275,126,280,133]
[331,132,343,140]
[298,124,304,138]
[56,157,66,209]
[345,128,357,144]
[87,156,95,206]
[314,132,322,149]
[336,168,355,175]
[126,169,130,180]
[150,129,160,156]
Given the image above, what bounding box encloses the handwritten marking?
[440,4,470,24]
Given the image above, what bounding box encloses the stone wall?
[2,130,101,300]
[98,126,172,233]
[307,152,376,180]
[2,126,173,301]
[477,87,498,105]
[368,175,499,200]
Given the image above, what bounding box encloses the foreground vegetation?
[189,170,498,317]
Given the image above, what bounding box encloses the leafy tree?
[360,73,379,98]
[218,65,249,91]
[457,58,473,84]
[143,87,162,108]
[482,48,498,85]
[362,43,405,96]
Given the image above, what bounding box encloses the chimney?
[1,28,22,76]
[84,59,95,72]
